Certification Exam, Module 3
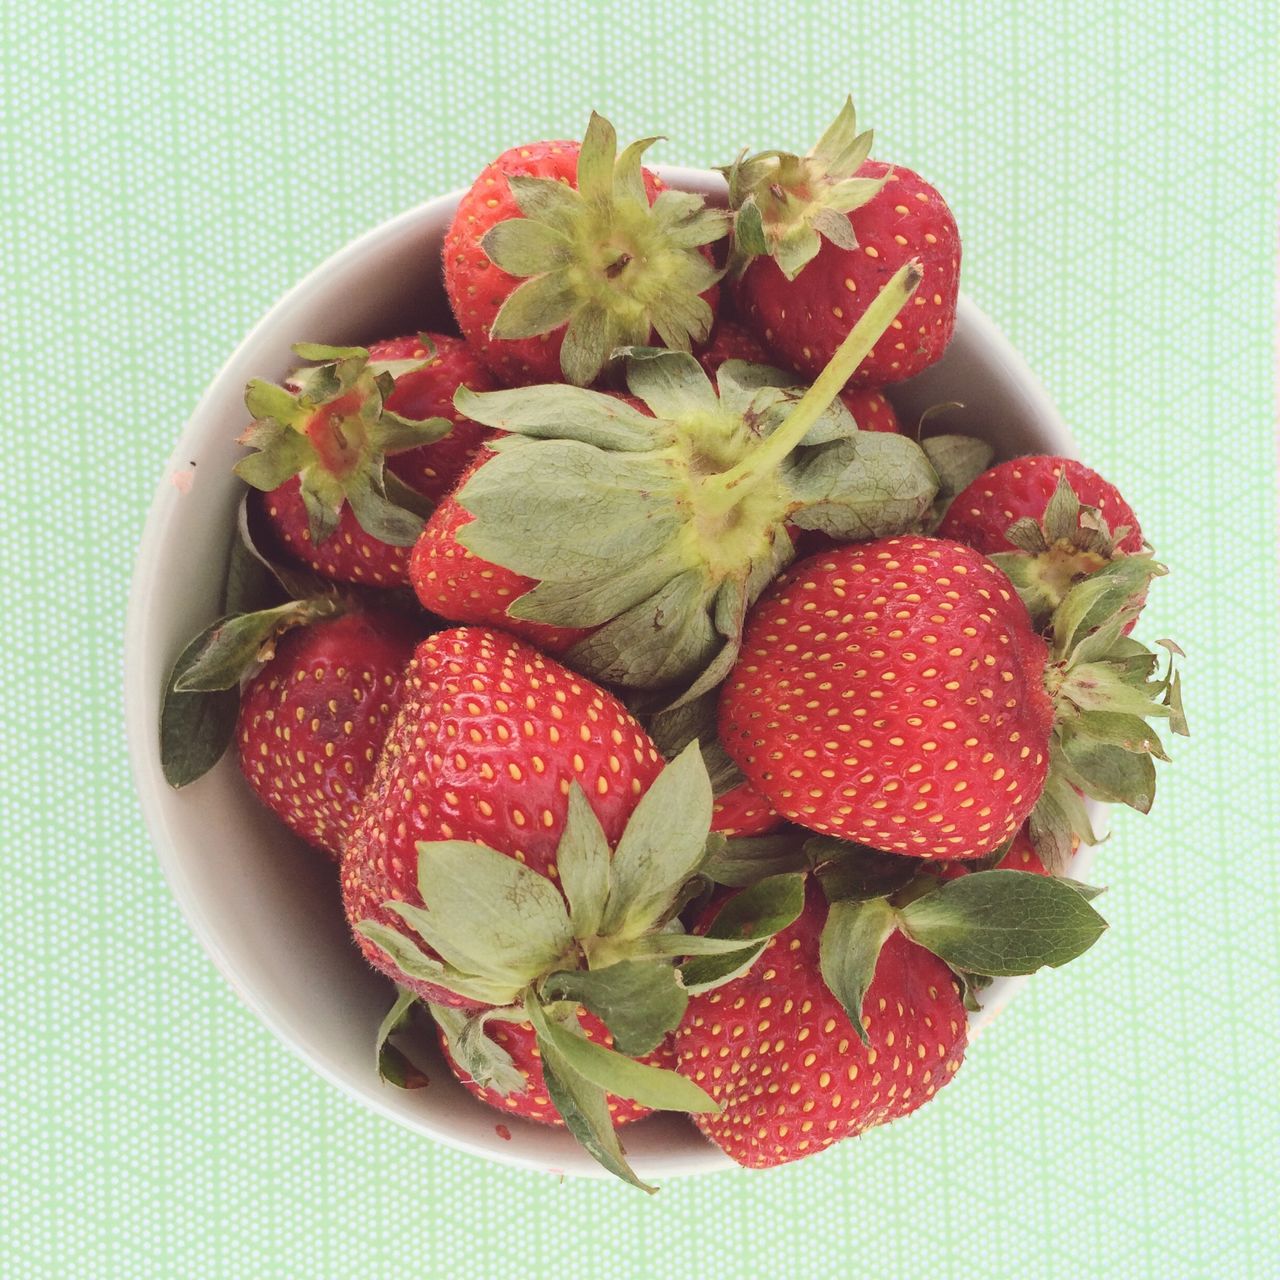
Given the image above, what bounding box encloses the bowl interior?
[126,167,1086,1181]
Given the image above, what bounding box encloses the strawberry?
[725,100,959,386]
[933,825,1052,881]
[443,113,726,387]
[937,456,1147,628]
[444,262,943,698]
[695,318,772,373]
[698,319,901,433]
[719,535,1183,867]
[711,780,783,839]
[673,880,967,1168]
[238,337,494,588]
[235,609,419,856]
[433,1004,672,1128]
[838,387,901,434]
[409,451,589,655]
[340,627,667,1006]
[407,391,647,654]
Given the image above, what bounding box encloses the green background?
[3,1,1277,1276]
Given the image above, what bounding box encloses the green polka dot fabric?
[4,2,1278,1276]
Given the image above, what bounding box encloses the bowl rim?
[125,167,1093,1180]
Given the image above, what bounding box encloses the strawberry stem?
[701,260,922,513]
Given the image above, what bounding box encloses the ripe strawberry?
[409,450,592,655]
[235,609,419,857]
[721,537,1052,857]
[340,627,666,1006]
[435,1007,672,1128]
[838,387,901,434]
[933,825,1052,881]
[726,101,959,386]
[695,318,771,373]
[444,113,726,387]
[938,456,1146,628]
[719,535,1180,865]
[711,780,783,838]
[239,337,495,588]
[673,881,966,1168]
[698,319,901,433]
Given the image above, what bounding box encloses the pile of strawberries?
[162,102,1185,1189]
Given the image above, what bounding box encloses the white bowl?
[125,166,1096,1181]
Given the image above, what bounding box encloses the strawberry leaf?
[429,1004,527,1096]
[375,987,428,1088]
[681,873,806,993]
[353,920,523,1006]
[537,1034,655,1193]
[556,783,611,941]
[817,898,897,1047]
[642,690,748,795]
[897,870,1108,977]
[921,433,994,530]
[400,840,574,986]
[235,492,334,602]
[699,833,809,887]
[173,597,340,693]
[620,347,720,419]
[453,384,660,451]
[159,620,241,788]
[784,431,940,538]
[456,440,686,579]
[542,960,688,1057]
[806,837,922,902]
[601,742,712,938]
[526,993,717,1115]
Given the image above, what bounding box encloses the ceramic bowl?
[125,166,1095,1180]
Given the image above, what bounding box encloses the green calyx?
[990,476,1137,628]
[1031,557,1189,869]
[723,96,888,280]
[235,342,452,548]
[807,840,1109,1044]
[356,743,806,1189]
[454,260,941,700]
[483,112,729,386]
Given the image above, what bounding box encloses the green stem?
[702,259,923,513]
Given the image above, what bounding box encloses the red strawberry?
[720,537,1052,858]
[933,825,1052,881]
[696,319,772,374]
[435,1007,671,1128]
[838,387,900,434]
[719,535,1179,867]
[711,780,784,838]
[240,337,495,588]
[409,450,592,655]
[235,609,419,857]
[366,334,498,505]
[444,113,726,387]
[726,101,959,386]
[698,319,901,433]
[340,627,666,1006]
[937,455,1146,628]
[673,881,966,1168]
